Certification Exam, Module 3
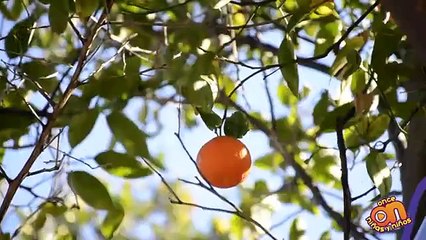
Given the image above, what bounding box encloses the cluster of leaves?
[0,0,420,239]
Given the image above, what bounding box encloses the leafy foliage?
[0,0,418,239]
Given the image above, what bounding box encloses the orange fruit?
[196,136,251,188]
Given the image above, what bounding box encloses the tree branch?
[0,0,114,223]
[218,92,368,239]
[336,116,352,240]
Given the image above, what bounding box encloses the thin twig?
[173,133,277,239]
[68,18,85,45]
[0,166,11,183]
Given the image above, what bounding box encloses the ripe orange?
[196,136,251,188]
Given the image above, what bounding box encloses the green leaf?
[0,232,10,240]
[230,215,245,240]
[331,49,361,80]
[88,58,140,100]
[101,201,125,239]
[289,218,305,240]
[56,95,91,126]
[313,91,329,125]
[287,10,310,33]
[365,151,392,197]
[107,111,150,158]
[366,114,390,140]
[254,153,283,171]
[42,202,67,216]
[350,69,367,95]
[0,148,5,165]
[0,108,36,142]
[344,114,390,147]
[371,27,402,75]
[49,0,69,34]
[95,151,151,178]
[181,76,217,112]
[5,17,34,59]
[252,181,269,197]
[0,109,36,131]
[330,35,367,80]
[277,85,298,105]
[68,109,98,148]
[311,154,340,188]
[318,103,354,133]
[67,171,114,210]
[224,111,250,138]
[0,0,23,20]
[75,0,99,17]
[314,21,340,56]
[32,212,47,231]
[278,35,299,97]
[198,108,222,130]
[22,60,58,93]
[22,60,57,79]
[319,231,331,240]
[376,62,399,91]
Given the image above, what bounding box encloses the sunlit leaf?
[287,10,310,32]
[366,114,390,140]
[365,151,392,197]
[350,69,367,95]
[289,218,305,240]
[230,215,245,239]
[0,148,4,165]
[182,76,217,112]
[344,114,389,147]
[330,34,367,80]
[311,153,340,188]
[101,201,125,239]
[277,85,298,105]
[319,231,331,240]
[314,20,341,55]
[214,0,231,9]
[254,153,283,171]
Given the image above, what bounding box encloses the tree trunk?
[401,72,426,238]
[380,0,426,237]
